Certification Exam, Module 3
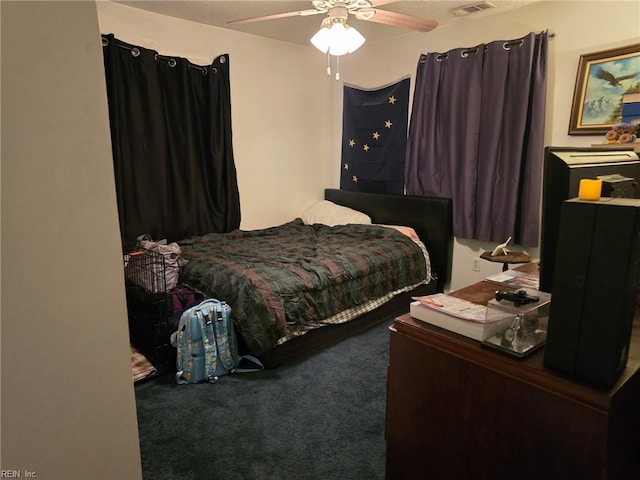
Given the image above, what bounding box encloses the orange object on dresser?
[578,178,602,200]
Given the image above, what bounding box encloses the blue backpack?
[172,298,262,384]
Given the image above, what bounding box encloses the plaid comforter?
[179,219,430,355]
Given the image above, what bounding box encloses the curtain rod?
[101,35,210,74]
[427,32,554,63]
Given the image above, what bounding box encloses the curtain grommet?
[504,39,524,50]
[131,47,140,57]
[168,58,177,67]
[102,37,108,47]
[436,53,448,62]
[212,67,218,74]
[461,48,477,58]
[219,56,226,64]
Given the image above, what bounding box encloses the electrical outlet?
[472,259,480,272]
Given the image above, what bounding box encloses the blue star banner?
[340,78,410,194]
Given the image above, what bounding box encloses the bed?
[175,188,453,366]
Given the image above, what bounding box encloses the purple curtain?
[405,31,548,247]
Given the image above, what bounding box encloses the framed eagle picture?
[568,43,640,135]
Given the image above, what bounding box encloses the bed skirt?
[256,281,435,368]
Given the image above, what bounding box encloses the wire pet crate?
[123,241,176,371]
[123,243,170,294]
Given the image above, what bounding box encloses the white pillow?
[300,200,372,226]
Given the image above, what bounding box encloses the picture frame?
[568,43,640,136]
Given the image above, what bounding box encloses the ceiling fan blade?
[228,9,324,26]
[357,8,438,32]
[369,0,401,6]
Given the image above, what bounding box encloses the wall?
[97,1,333,230]
[336,0,640,290]
[1,1,142,479]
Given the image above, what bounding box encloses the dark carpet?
[134,318,394,480]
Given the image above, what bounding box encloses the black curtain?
[102,34,241,242]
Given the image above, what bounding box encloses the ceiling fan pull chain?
[326,51,331,77]
[336,55,340,81]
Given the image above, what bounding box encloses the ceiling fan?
[228,1,438,56]
[228,1,438,32]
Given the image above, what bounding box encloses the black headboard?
[325,189,453,292]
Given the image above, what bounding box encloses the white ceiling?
[115,1,540,47]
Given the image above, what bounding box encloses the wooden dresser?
[385,270,640,480]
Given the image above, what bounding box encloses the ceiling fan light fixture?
[310,19,365,56]
[310,20,332,53]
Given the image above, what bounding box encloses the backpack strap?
[211,300,264,374]
[235,354,265,373]
[197,307,219,384]
[174,308,194,384]
[212,301,238,373]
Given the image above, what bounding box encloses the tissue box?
[482,289,551,358]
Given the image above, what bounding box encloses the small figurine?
[491,236,512,257]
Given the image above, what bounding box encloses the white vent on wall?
[451,1,497,16]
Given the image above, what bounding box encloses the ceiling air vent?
[451,1,497,16]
